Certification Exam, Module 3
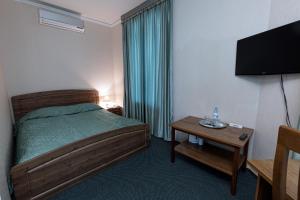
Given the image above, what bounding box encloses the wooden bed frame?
[10,90,150,200]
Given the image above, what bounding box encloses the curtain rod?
[121,0,167,23]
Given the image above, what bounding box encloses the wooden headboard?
[11,89,99,121]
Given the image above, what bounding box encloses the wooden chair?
[273,125,300,200]
[248,125,300,200]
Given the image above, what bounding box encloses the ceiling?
[31,0,146,26]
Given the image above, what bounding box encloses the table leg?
[242,141,249,170]
[231,147,240,195]
[171,127,176,163]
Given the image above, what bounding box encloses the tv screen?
[235,20,300,75]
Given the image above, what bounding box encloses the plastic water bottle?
[212,107,219,120]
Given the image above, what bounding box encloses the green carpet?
[51,138,257,200]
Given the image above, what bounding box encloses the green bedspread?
[15,103,143,164]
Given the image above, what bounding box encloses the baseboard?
[246,163,258,176]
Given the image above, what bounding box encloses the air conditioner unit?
[39,9,84,33]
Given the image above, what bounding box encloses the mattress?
[15,103,142,164]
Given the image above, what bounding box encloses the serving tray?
[199,118,227,129]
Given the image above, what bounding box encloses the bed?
[10,90,149,200]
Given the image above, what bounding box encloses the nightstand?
[107,106,123,116]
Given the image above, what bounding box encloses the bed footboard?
[11,124,149,200]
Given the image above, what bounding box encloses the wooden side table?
[171,116,253,195]
[107,106,123,116]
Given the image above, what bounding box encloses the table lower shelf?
[175,140,245,176]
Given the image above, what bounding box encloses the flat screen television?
[235,20,300,75]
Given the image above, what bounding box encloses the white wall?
[0,65,12,200]
[173,0,300,159]
[0,0,115,99]
[173,0,272,157]
[112,24,124,106]
[253,0,300,159]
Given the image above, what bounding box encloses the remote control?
[239,133,248,141]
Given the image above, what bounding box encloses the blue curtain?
[123,0,173,141]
